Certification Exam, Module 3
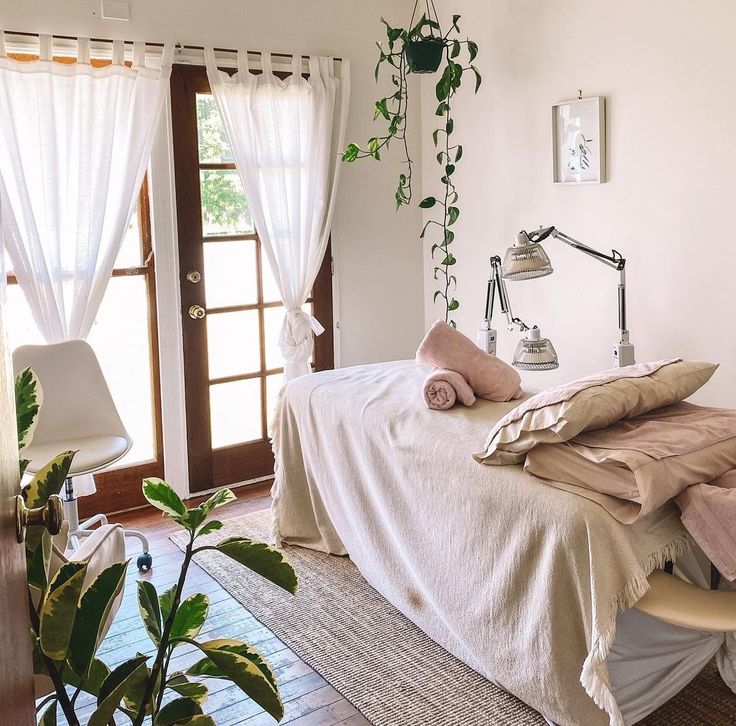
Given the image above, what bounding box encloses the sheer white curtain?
[0,34,173,342]
[0,34,172,495]
[205,50,350,381]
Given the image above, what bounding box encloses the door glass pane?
[264,306,285,370]
[266,373,284,434]
[209,378,262,447]
[261,256,282,303]
[207,310,260,379]
[203,240,258,308]
[199,169,254,236]
[87,276,156,465]
[196,93,234,164]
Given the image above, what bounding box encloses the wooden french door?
[170,65,334,492]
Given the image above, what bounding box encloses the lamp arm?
[545,227,625,271]
[487,256,531,332]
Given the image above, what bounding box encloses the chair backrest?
[12,340,130,446]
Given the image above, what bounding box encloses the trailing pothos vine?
[342,10,481,327]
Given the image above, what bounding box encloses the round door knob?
[188,304,206,320]
[186,270,202,284]
[15,494,64,543]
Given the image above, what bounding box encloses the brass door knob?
[188,304,206,320]
[15,494,64,543]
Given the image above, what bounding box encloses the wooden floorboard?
[53,483,362,726]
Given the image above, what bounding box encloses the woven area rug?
[172,510,735,726]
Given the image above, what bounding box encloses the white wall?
[422,0,736,406]
[3,0,425,367]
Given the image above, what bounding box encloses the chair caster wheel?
[137,552,153,572]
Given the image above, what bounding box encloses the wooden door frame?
[170,64,334,492]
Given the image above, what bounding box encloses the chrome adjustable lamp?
[502,226,635,367]
[477,255,559,371]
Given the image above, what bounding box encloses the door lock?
[188,304,206,320]
[15,494,64,543]
[186,270,202,284]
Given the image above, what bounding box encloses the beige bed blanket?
[270,361,691,726]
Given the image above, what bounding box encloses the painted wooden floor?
[58,483,370,726]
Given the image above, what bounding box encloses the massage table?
[270,360,736,725]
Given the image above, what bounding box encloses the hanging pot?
[404,37,445,74]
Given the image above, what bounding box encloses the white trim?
[148,90,190,499]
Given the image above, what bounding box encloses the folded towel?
[422,368,477,410]
[416,321,523,402]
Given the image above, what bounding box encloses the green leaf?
[40,561,88,660]
[445,163,456,176]
[23,451,75,509]
[215,537,298,594]
[432,129,439,147]
[15,367,42,451]
[419,196,437,209]
[436,101,448,117]
[373,98,390,121]
[433,290,444,303]
[444,230,456,246]
[186,639,281,720]
[171,593,209,642]
[368,137,381,160]
[448,207,460,226]
[181,506,207,532]
[435,65,453,101]
[341,143,360,162]
[89,655,148,726]
[455,145,463,162]
[62,658,111,698]
[167,674,209,706]
[178,718,216,726]
[122,654,153,714]
[160,585,176,623]
[448,299,460,311]
[142,478,186,518]
[201,488,236,514]
[446,118,455,135]
[154,697,203,726]
[137,580,162,646]
[452,13,461,31]
[468,40,479,62]
[471,64,482,93]
[38,700,57,726]
[196,520,223,539]
[26,526,52,590]
[451,39,461,58]
[69,561,128,677]
[441,253,457,266]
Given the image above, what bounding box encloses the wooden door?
[170,65,334,492]
[0,295,36,723]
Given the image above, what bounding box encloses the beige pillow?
[474,360,718,465]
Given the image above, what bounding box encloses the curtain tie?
[278,308,325,363]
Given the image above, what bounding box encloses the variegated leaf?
[159,584,176,623]
[170,593,209,642]
[142,478,186,518]
[137,580,162,646]
[153,696,202,726]
[61,658,110,698]
[89,655,148,726]
[15,366,42,451]
[167,674,208,705]
[68,561,128,677]
[40,560,88,660]
[23,451,75,509]
[216,537,298,594]
[26,526,52,590]
[201,488,236,514]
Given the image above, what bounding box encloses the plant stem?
[132,531,195,726]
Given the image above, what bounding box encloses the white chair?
[13,340,152,571]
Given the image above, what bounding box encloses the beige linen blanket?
[271,361,690,726]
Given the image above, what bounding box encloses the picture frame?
[552,96,606,184]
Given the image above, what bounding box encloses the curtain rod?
[4,30,343,62]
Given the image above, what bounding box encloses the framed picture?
[552,96,606,184]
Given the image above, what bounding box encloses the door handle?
[188,305,206,320]
[15,494,64,543]
[186,270,202,284]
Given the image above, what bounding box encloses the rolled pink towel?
[417,321,523,402]
[423,367,477,410]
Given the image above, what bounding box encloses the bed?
[270,360,736,725]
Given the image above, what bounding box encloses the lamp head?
[513,326,559,371]
[501,231,553,281]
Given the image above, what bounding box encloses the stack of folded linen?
[416,320,523,410]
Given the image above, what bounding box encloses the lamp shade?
[501,233,553,280]
[513,327,559,371]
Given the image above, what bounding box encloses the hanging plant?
[342,1,481,327]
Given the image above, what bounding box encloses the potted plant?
[16,369,297,725]
[342,8,480,327]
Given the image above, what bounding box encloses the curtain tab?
[112,39,124,65]
[132,41,144,69]
[77,37,90,65]
[0,31,7,59]
[39,34,52,61]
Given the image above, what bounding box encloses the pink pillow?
[416,321,522,402]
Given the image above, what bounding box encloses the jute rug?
[172,510,735,725]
